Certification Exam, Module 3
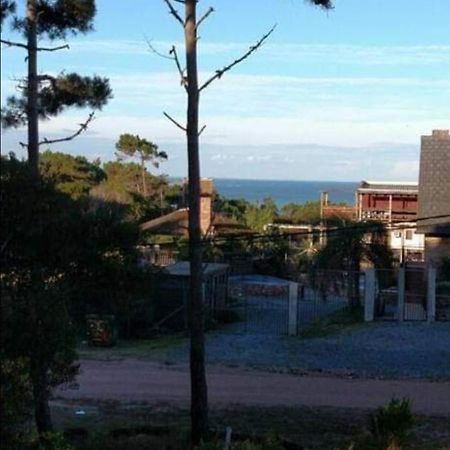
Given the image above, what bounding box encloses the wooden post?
[427,267,436,323]
[364,268,375,322]
[388,194,393,223]
[288,282,298,336]
[397,267,405,322]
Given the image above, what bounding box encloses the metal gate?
[215,271,364,335]
[296,270,364,332]
[375,268,399,320]
[404,266,427,321]
[214,275,289,335]
[374,266,428,321]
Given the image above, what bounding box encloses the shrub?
[39,432,74,450]
[369,398,414,449]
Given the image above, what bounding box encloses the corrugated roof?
[358,180,418,193]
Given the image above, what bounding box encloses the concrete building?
[416,129,450,270]
[388,223,425,263]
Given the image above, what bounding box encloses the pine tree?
[1,0,112,176]
[115,133,167,196]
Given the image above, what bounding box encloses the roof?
[140,208,188,232]
[358,180,418,194]
[164,261,229,277]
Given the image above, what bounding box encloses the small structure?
[163,261,229,318]
[388,222,425,263]
[86,314,118,347]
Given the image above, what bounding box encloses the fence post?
[427,267,436,323]
[397,267,405,322]
[288,282,298,336]
[364,268,375,322]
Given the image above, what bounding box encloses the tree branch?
[145,38,173,60]
[146,38,187,89]
[37,44,70,52]
[196,7,214,30]
[163,111,186,132]
[198,125,206,136]
[163,0,185,27]
[38,112,95,146]
[169,45,188,88]
[199,25,276,92]
[1,39,69,52]
[1,39,28,49]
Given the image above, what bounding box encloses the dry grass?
[77,334,186,361]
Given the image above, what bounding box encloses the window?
[405,230,413,240]
[394,231,401,238]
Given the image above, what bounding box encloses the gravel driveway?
[166,322,450,379]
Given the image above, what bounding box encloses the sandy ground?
[56,359,450,416]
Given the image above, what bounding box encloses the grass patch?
[299,306,364,339]
[51,401,450,450]
[77,334,186,361]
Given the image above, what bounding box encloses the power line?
[150,213,450,248]
[205,213,450,246]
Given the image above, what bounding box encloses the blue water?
[212,178,358,207]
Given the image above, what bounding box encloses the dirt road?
[56,359,450,416]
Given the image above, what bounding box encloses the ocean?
[172,178,358,207]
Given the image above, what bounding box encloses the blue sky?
[1,0,450,181]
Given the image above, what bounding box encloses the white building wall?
[389,223,425,262]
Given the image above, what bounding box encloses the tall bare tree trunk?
[184,0,208,444]
[27,0,39,176]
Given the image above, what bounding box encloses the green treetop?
[115,134,168,196]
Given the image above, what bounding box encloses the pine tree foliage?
[115,133,168,196]
[310,0,333,8]
[0,0,15,23]
[1,0,111,172]
[115,134,168,169]
[12,0,96,39]
[2,73,111,128]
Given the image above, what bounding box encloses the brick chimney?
[181,178,214,236]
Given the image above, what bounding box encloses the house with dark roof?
[140,178,247,239]
[416,129,450,270]
[139,178,252,267]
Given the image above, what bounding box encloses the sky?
[1,0,450,181]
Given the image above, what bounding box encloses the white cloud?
[63,40,450,66]
[5,109,445,149]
